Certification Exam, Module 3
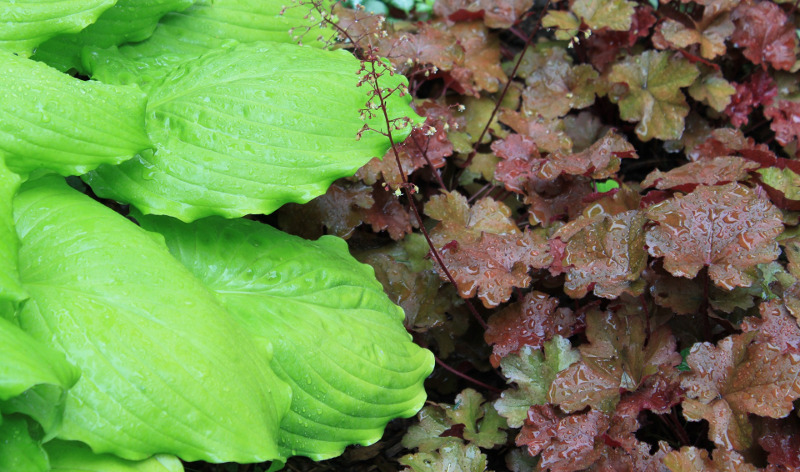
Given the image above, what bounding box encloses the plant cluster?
[275,0,800,470]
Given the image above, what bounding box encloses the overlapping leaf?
[14,177,292,463]
[86,42,420,221]
[642,157,758,191]
[0,54,150,176]
[608,50,700,141]
[0,0,115,56]
[0,158,24,302]
[731,1,798,71]
[138,214,433,461]
[646,183,783,289]
[681,334,800,450]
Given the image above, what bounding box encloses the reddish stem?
[435,357,501,393]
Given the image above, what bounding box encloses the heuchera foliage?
[264,0,800,471]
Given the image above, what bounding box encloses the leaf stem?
[435,357,501,393]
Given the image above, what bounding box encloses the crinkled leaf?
[399,443,489,472]
[581,5,657,70]
[608,50,700,141]
[46,439,184,472]
[437,231,552,308]
[663,447,758,472]
[515,48,599,120]
[525,176,593,226]
[550,309,680,413]
[433,0,534,28]
[0,158,25,302]
[495,337,580,428]
[688,70,736,112]
[758,417,800,470]
[14,176,291,463]
[491,133,540,193]
[32,0,194,73]
[449,97,504,153]
[86,42,419,222]
[426,191,518,246]
[444,389,507,449]
[0,0,115,56]
[0,415,48,472]
[681,334,800,450]
[401,405,460,454]
[138,214,433,460]
[765,100,800,146]
[0,54,150,176]
[516,406,610,472]
[555,210,648,299]
[485,292,577,367]
[642,157,758,191]
[724,70,777,128]
[731,2,798,71]
[646,183,783,289]
[571,0,636,31]
[539,130,637,181]
[449,22,507,95]
[653,14,733,60]
[85,0,333,88]
[278,181,374,240]
[742,299,800,355]
[498,109,573,154]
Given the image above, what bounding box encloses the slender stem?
[455,0,552,181]
[435,357,501,393]
[411,133,447,190]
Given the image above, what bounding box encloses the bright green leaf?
[14,176,292,463]
[495,337,579,428]
[402,405,460,453]
[32,0,195,72]
[608,51,700,141]
[446,389,507,449]
[86,41,420,222]
[85,0,335,89]
[0,0,115,57]
[0,54,150,176]
[0,157,25,302]
[136,214,433,460]
[0,415,48,472]
[46,440,184,472]
[399,443,489,472]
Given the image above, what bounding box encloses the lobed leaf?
[0,54,150,176]
[642,156,758,191]
[608,50,699,141]
[731,2,798,71]
[86,41,420,222]
[14,176,291,463]
[646,183,783,289]
[138,214,434,461]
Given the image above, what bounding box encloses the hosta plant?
[0,0,433,471]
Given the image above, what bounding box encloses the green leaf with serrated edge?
[572,0,635,31]
[402,405,461,453]
[0,415,48,472]
[85,0,335,89]
[0,54,150,176]
[13,176,291,463]
[86,42,421,222]
[136,214,433,461]
[32,0,195,73]
[446,389,507,449]
[0,157,25,302]
[46,440,184,472]
[399,443,489,472]
[688,71,735,112]
[0,0,115,57]
[608,51,699,141]
[495,336,580,428]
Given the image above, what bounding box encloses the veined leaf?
[32,0,195,73]
[0,54,150,176]
[138,214,434,460]
[0,0,115,57]
[0,415,48,472]
[85,0,335,89]
[86,41,421,222]
[13,176,292,463]
[0,157,25,302]
[46,440,184,472]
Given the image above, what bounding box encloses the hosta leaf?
[0,0,115,57]
[0,315,80,428]
[0,157,25,302]
[85,0,334,88]
[86,42,419,222]
[645,183,783,290]
[13,176,291,463]
[46,440,184,472]
[0,54,150,176]
[32,0,195,73]
[0,415,48,472]
[608,50,699,141]
[137,215,434,461]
